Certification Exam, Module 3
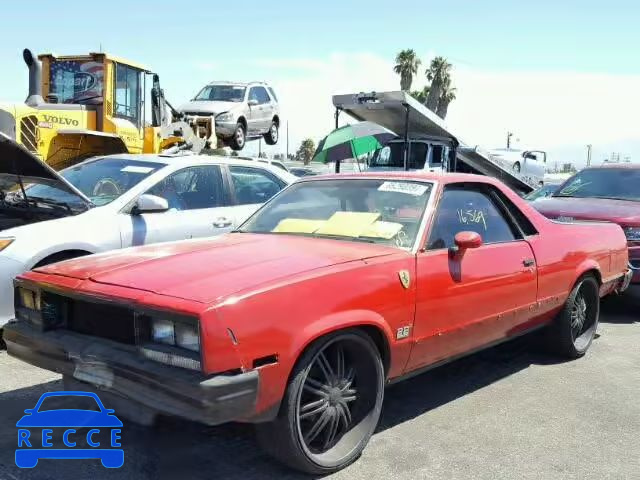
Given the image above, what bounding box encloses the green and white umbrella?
[312,122,397,164]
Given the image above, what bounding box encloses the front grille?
[184,111,214,117]
[42,292,136,344]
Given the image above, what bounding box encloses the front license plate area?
[73,361,114,388]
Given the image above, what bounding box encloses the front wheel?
[546,275,600,358]
[257,330,384,474]
[512,162,521,174]
[229,122,246,150]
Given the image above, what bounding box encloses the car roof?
[582,163,640,170]
[98,153,281,168]
[296,171,504,186]
[205,81,270,87]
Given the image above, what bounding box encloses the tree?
[273,153,284,160]
[295,138,316,165]
[436,81,456,119]
[425,56,452,112]
[410,85,430,104]
[230,150,239,157]
[258,151,268,159]
[393,49,421,92]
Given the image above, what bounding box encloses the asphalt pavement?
[0,287,638,480]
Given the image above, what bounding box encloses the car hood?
[178,100,240,115]
[36,233,399,304]
[532,196,640,225]
[0,133,91,206]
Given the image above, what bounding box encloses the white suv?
[179,81,280,151]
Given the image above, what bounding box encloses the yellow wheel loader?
[0,49,213,170]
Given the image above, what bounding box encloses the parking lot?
[0,287,638,480]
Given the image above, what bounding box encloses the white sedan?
[0,136,296,325]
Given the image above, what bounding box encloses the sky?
[1,0,639,166]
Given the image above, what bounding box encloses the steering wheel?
[93,178,122,197]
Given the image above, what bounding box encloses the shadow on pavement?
[600,285,639,324]
[0,334,561,480]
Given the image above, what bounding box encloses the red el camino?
[4,173,632,474]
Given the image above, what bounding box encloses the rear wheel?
[546,275,600,358]
[257,330,384,474]
[264,120,279,145]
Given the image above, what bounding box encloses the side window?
[146,165,225,211]
[229,166,284,205]
[248,87,259,104]
[114,63,141,125]
[427,186,517,250]
[254,87,271,104]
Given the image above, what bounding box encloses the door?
[113,63,144,153]
[227,165,287,224]
[119,165,233,247]
[254,86,274,131]
[247,87,262,135]
[406,184,538,371]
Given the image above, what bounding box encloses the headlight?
[0,238,14,252]
[624,227,640,242]
[215,112,233,122]
[151,319,175,345]
[17,287,41,311]
[175,323,200,352]
[150,317,199,352]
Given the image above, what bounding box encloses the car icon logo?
[15,391,123,468]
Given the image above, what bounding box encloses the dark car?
[289,167,318,177]
[532,164,640,282]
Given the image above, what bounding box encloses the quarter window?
[229,166,284,205]
[146,166,225,211]
[427,186,517,250]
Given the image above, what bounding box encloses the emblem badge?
[398,270,411,289]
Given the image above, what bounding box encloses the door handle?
[213,217,232,228]
[523,258,535,267]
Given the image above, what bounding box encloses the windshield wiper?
[28,196,75,213]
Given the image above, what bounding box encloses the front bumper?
[214,120,237,137]
[0,256,27,327]
[3,321,259,426]
[617,268,634,294]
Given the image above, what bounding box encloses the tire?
[257,330,384,474]
[229,122,246,151]
[263,120,279,145]
[545,275,600,358]
[512,162,521,174]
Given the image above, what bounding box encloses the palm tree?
[425,56,452,112]
[436,81,456,119]
[394,49,421,91]
[410,85,430,104]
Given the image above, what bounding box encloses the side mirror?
[449,231,483,257]
[248,99,258,106]
[132,194,169,214]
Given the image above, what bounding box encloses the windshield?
[369,142,446,170]
[240,179,432,249]
[26,158,164,208]
[49,60,104,104]
[554,168,640,201]
[524,184,558,201]
[194,85,246,102]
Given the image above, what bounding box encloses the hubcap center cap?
[328,388,342,405]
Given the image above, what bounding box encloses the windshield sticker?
[378,182,428,196]
[457,209,487,230]
[121,166,154,174]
